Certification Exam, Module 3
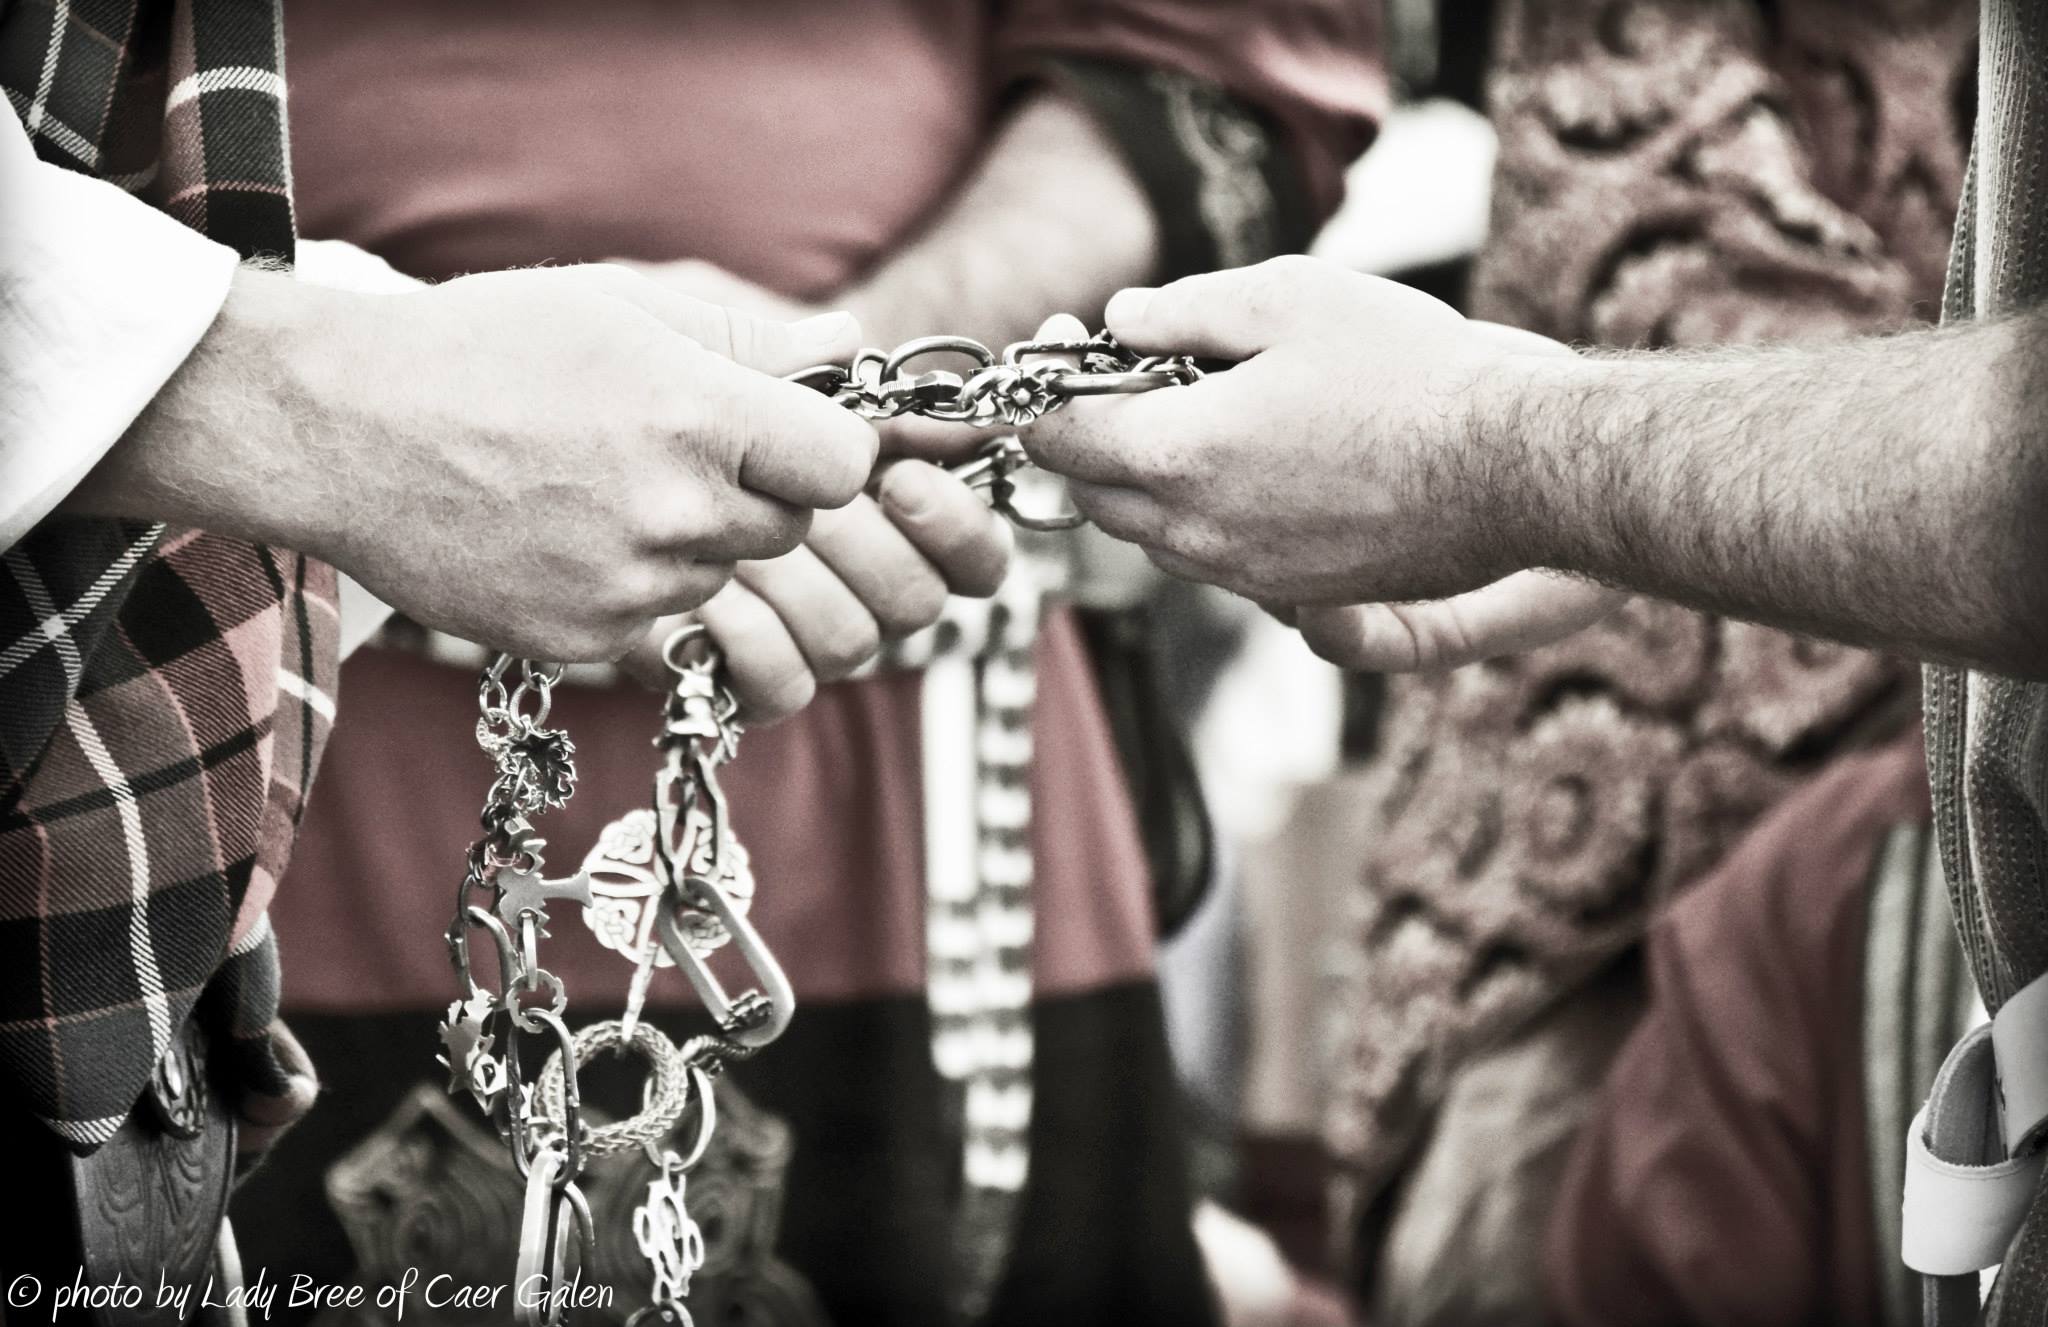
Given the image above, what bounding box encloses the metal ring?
[1001,336,1095,365]
[674,1065,717,1171]
[660,623,716,676]
[881,335,995,383]
[510,968,569,1029]
[463,904,524,996]
[535,1019,696,1157]
[1046,367,1190,396]
[783,363,849,393]
[515,1008,584,1182]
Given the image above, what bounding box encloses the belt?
[4,1018,241,1327]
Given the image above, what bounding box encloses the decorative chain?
[788,329,1203,532]
[434,324,1201,1326]
[444,633,784,1327]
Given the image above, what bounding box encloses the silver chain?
[436,322,1198,1324]
[445,634,784,1325]
[789,329,1202,532]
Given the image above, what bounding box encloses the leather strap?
[1910,1024,2044,1324]
[1992,971,2048,1154]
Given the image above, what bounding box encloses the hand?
[87,263,878,661]
[1022,257,1573,608]
[623,256,992,465]
[1285,573,1626,672]
[617,258,817,326]
[622,457,1011,723]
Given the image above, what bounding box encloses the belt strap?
[1910,972,2048,1324]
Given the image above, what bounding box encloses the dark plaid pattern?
[0,0,337,1151]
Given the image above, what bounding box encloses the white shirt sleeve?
[0,93,418,655]
[0,103,239,549]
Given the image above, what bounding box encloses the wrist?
[70,266,362,558]
[1462,348,1624,580]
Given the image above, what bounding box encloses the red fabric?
[282,0,1380,298]
[277,0,1374,1015]
[280,614,1155,1011]
[991,0,1385,216]
[1545,732,1932,1326]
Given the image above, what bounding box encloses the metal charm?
[437,990,509,1112]
[634,1151,706,1308]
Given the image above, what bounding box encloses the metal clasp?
[656,877,796,1050]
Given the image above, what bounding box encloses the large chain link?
[788,329,1202,532]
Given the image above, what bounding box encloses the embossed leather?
[67,1019,237,1327]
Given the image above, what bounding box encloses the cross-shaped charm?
[495,863,595,936]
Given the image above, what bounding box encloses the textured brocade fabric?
[1324,0,1975,1225]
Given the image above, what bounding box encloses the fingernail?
[1106,287,1156,326]
[881,462,941,520]
[794,310,855,346]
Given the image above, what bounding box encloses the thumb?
[561,263,864,374]
[1103,256,1377,360]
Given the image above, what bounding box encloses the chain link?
[788,328,1202,532]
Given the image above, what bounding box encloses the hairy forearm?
[65,267,347,555]
[1496,314,2048,676]
[842,92,1160,349]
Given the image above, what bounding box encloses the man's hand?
[1022,260,1623,667]
[1023,258,1565,607]
[623,459,1012,723]
[74,263,878,661]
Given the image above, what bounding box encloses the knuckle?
[747,663,816,726]
[821,424,880,505]
[813,614,882,677]
[752,507,812,559]
[876,573,948,635]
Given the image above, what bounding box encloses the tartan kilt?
[1,0,338,1150]
[0,526,337,1148]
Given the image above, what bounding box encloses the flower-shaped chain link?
[787,329,1203,532]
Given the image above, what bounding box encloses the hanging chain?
[788,329,1202,532]
[445,633,788,1325]
[437,322,1197,1324]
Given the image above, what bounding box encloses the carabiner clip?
[655,876,795,1050]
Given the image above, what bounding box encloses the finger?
[720,366,880,510]
[618,612,691,692]
[1103,256,1408,359]
[803,492,950,636]
[696,581,817,724]
[1294,572,1626,672]
[1020,393,1173,486]
[875,414,994,463]
[685,484,813,564]
[735,545,883,685]
[873,461,1012,598]
[562,262,863,374]
[1033,312,1090,345]
[1063,478,1170,547]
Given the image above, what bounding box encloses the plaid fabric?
[0,0,336,1152]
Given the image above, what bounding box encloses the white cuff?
[0,106,238,548]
